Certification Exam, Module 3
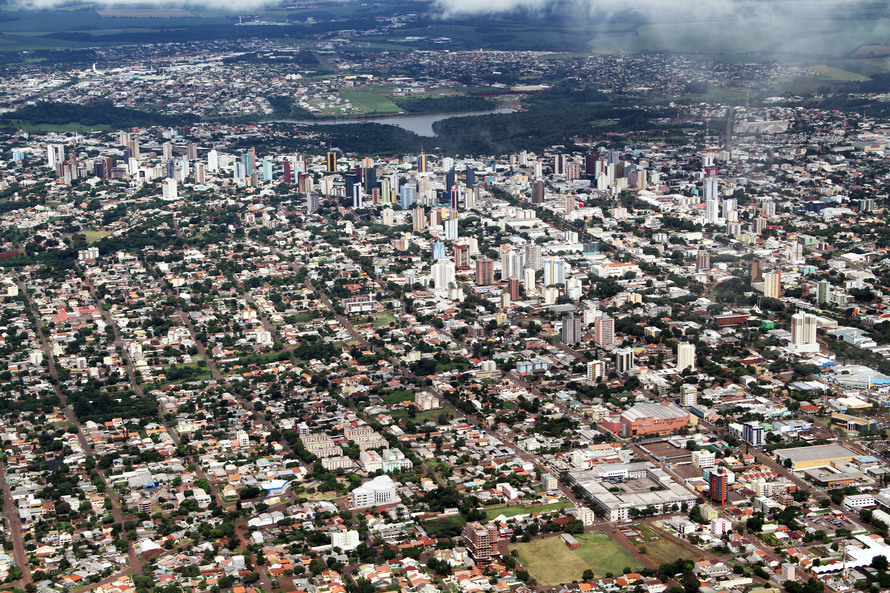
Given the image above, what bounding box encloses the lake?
[278,108,517,137]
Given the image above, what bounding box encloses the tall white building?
[443,217,458,241]
[162,178,178,200]
[207,149,219,172]
[791,311,819,353]
[703,175,719,224]
[502,249,524,280]
[676,342,696,372]
[432,259,456,291]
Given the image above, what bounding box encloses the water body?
[278,108,517,137]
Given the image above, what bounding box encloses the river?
[276,108,517,137]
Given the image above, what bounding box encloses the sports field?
[512,532,641,585]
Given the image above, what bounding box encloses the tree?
[582,569,594,581]
[872,554,888,572]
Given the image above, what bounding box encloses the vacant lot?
[513,532,641,585]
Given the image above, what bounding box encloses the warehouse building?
[774,444,858,471]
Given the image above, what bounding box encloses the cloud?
[433,0,858,19]
[20,0,275,9]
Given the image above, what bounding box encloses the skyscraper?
[531,179,545,204]
[708,467,729,505]
[764,271,782,299]
[476,257,494,286]
[542,256,565,286]
[524,243,542,271]
[696,250,711,271]
[594,313,615,347]
[561,314,584,345]
[413,206,426,233]
[400,185,416,210]
[817,279,831,304]
[677,342,696,372]
[751,259,764,283]
[466,165,476,188]
[326,151,338,173]
[791,311,819,353]
[432,259,456,291]
[418,150,427,173]
[455,243,471,271]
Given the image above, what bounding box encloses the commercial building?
[708,466,731,505]
[601,402,690,437]
[774,444,858,471]
[568,462,697,521]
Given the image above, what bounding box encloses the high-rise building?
[466,165,476,188]
[594,313,615,347]
[508,278,520,301]
[418,151,427,173]
[326,151,338,173]
[703,168,719,224]
[400,184,416,210]
[681,384,698,407]
[791,311,819,353]
[708,466,729,505]
[501,249,524,280]
[476,257,494,286]
[677,342,695,372]
[455,243,471,271]
[587,360,605,381]
[531,179,545,204]
[207,149,219,172]
[743,422,765,447]
[162,178,178,200]
[524,243,542,271]
[463,522,499,563]
[696,250,711,271]
[561,314,583,346]
[412,206,426,233]
[283,159,293,184]
[764,271,782,299]
[542,256,565,286]
[751,259,764,283]
[432,259,456,290]
[817,280,831,304]
[615,348,635,374]
[432,241,446,260]
[443,217,458,241]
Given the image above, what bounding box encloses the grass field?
[808,64,871,81]
[635,524,698,566]
[486,501,571,520]
[338,90,403,115]
[373,313,397,328]
[82,230,110,243]
[382,390,414,405]
[513,532,641,585]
